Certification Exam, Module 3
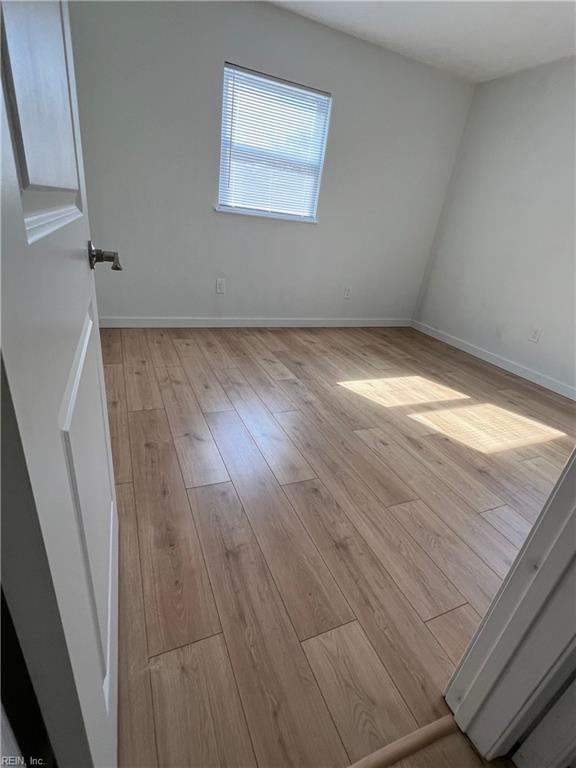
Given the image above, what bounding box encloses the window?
[217,63,332,223]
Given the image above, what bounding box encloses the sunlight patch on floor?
[410,403,565,453]
[337,376,469,407]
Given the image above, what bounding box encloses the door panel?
[2,2,79,190]
[2,1,83,241]
[60,305,116,688]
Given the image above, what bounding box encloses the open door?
[2,2,118,764]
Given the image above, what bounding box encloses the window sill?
[214,204,317,224]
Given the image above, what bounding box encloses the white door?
[2,2,118,765]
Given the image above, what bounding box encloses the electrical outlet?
[343,287,351,299]
[528,327,542,343]
[216,277,226,294]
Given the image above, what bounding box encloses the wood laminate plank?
[206,410,352,639]
[481,505,532,548]
[442,362,540,404]
[356,429,518,578]
[122,328,153,363]
[171,333,203,359]
[100,328,123,364]
[124,361,163,412]
[426,605,482,667]
[322,328,376,356]
[129,409,220,655]
[303,622,417,762]
[122,330,163,412]
[522,456,562,491]
[322,330,400,371]
[437,366,501,399]
[275,348,326,381]
[358,343,413,370]
[284,479,453,725]
[104,364,132,484]
[305,327,340,346]
[387,500,501,616]
[277,411,464,621]
[235,354,295,413]
[285,374,372,432]
[215,367,315,485]
[364,419,504,514]
[426,433,544,524]
[214,328,248,358]
[145,330,180,366]
[156,365,228,488]
[150,634,257,768]
[314,380,381,431]
[240,332,297,381]
[313,351,383,384]
[335,369,470,411]
[373,345,457,376]
[189,482,349,768]
[359,329,416,352]
[166,328,194,338]
[410,379,573,476]
[155,363,215,437]
[283,328,331,355]
[178,348,233,414]
[195,330,238,369]
[512,439,573,471]
[278,378,416,507]
[409,402,567,460]
[324,375,437,438]
[117,483,157,768]
[252,328,291,353]
[329,328,376,345]
[496,388,576,439]
[288,334,384,379]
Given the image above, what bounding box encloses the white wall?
[70,1,471,326]
[416,58,575,397]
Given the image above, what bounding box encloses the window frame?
[215,62,332,224]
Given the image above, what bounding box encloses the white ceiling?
[274,1,576,82]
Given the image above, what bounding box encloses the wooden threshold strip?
[348,715,458,768]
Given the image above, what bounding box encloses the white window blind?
[217,63,332,223]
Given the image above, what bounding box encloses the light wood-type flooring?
[102,327,575,768]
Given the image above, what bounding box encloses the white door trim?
[512,679,576,768]
[445,451,576,759]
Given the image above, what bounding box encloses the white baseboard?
[412,320,576,401]
[99,316,413,329]
[98,313,574,400]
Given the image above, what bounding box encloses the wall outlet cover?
[216,277,226,294]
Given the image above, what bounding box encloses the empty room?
[1,1,575,767]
